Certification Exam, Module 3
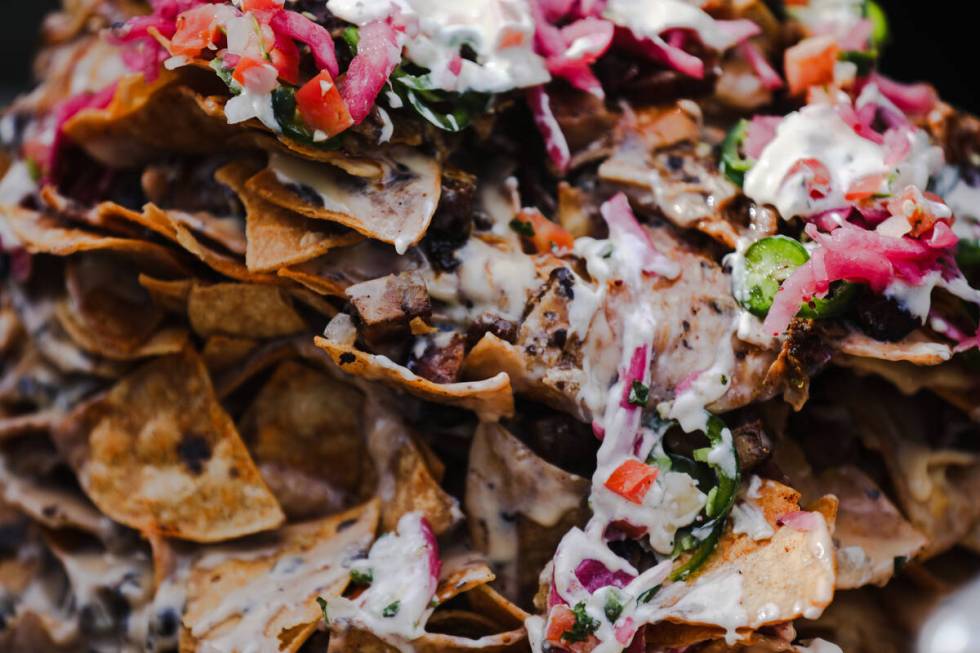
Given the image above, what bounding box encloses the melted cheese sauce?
[327,512,438,648]
[605,0,748,50]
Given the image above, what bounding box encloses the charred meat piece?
[853,292,921,342]
[345,271,432,341]
[409,333,466,384]
[423,166,477,272]
[731,419,774,473]
[466,313,519,348]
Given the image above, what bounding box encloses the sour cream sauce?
[326,0,548,93]
[743,101,943,220]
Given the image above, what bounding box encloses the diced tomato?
[545,605,599,653]
[170,5,227,58]
[784,35,838,96]
[295,70,354,138]
[232,56,278,92]
[844,173,886,202]
[785,158,832,200]
[269,29,300,84]
[886,186,952,238]
[498,26,526,49]
[604,459,659,505]
[517,208,575,253]
[545,605,577,644]
[242,0,285,10]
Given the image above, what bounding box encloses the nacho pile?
[2,1,980,652]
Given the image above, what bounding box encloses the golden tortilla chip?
[835,329,953,365]
[53,254,189,361]
[239,361,370,520]
[53,348,284,542]
[180,500,379,653]
[138,275,194,313]
[842,377,980,558]
[1,206,188,276]
[0,438,112,539]
[836,355,980,421]
[647,480,836,647]
[466,422,589,606]
[315,316,514,420]
[215,161,362,273]
[363,395,460,535]
[247,146,441,253]
[141,205,285,285]
[187,282,307,339]
[202,336,259,373]
[62,71,246,167]
[279,239,424,297]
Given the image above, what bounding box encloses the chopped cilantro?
[315,596,329,623]
[603,591,624,623]
[628,381,649,407]
[637,585,661,604]
[350,568,373,586]
[562,602,600,643]
[509,219,535,238]
[382,601,400,618]
[720,374,728,385]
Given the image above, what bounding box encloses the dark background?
[1,1,977,111]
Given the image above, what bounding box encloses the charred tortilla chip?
[835,329,953,365]
[53,348,284,542]
[248,147,441,253]
[138,275,194,313]
[187,282,307,339]
[62,72,245,167]
[316,315,514,419]
[239,361,369,520]
[202,336,259,373]
[180,500,379,653]
[646,480,836,648]
[363,395,460,535]
[215,161,362,273]
[466,422,588,606]
[1,206,187,276]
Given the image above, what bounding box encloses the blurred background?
[1,0,977,110]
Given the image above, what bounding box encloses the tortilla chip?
[187,282,308,339]
[62,72,246,167]
[138,275,194,313]
[0,438,113,539]
[466,422,589,606]
[1,206,187,276]
[214,161,363,273]
[202,336,259,373]
[180,500,379,653]
[315,316,514,420]
[819,467,926,588]
[835,329,953,365]
[239,361,370,520]
[51,253,190,360]
[836,355,980,420]
[361,395,460,535]
[53,348,284,542]
[646,480,836,647]
[0,410,61,441]
[842,378,980,558]
[98,200,249,258]
[248,146,441,253]
[278,239,425,297]
[143,205,286,285]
